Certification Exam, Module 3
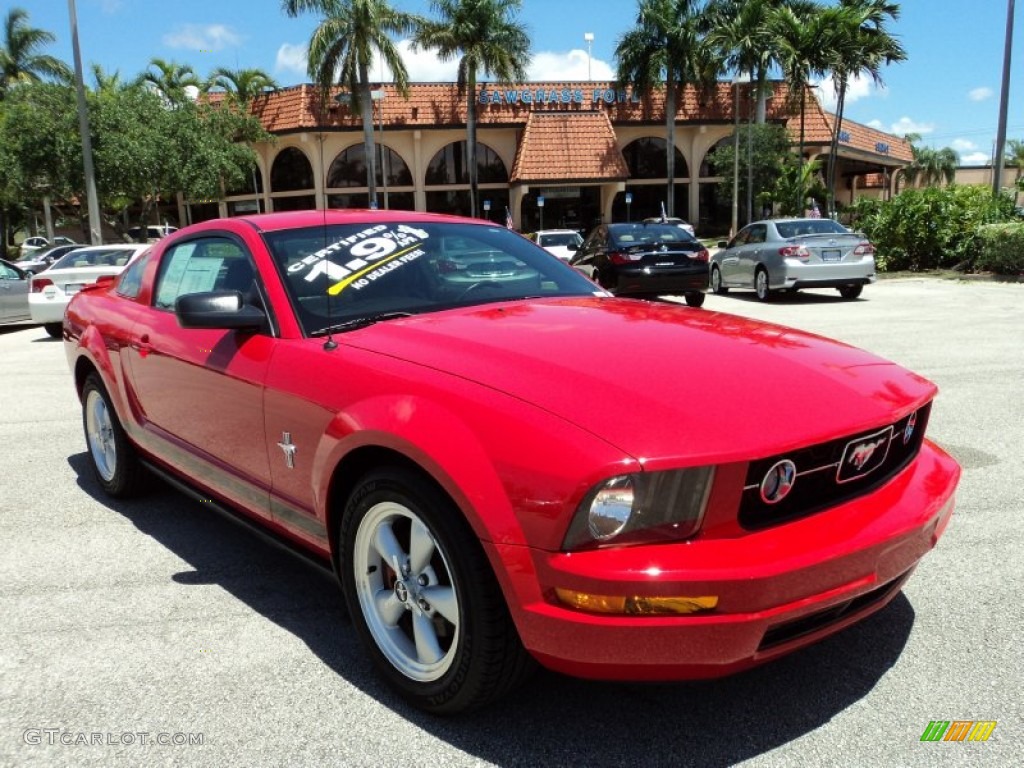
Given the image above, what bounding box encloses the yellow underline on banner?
[327,243,423,296]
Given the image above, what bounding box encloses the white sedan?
[526,229,583,261]
[29,244,148,337]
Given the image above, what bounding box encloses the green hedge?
[976,223,1024,275]
[847,185,1017,272]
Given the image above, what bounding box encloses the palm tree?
[284,0,420,208]
[91,64,124,93]
[824,0,906,213]
[771,3,837,209]
[616,0,719,218]
[136,58,202,105]
[413,0,530,218]
[0,7,70,100]
[207,67,278,103]
[1004,139,1024,204]
[900,143,959,188]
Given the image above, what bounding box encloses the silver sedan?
[711,218,876,301]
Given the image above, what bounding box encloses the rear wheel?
[44,323,62,339]
[838,284,863,300]
[340,468,533,714]
[684,292,706,308]
[710,265,728,295]
[754,267,772,302]
[82,373,147,497]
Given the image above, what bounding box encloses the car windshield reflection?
[264,221,600,335]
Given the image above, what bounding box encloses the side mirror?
[717,240,728,249]
[175,290,267,331]
[567,243,579,252]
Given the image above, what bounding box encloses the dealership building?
[185,80,913,234]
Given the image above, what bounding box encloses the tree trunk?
[359,62,378,208]
[797,84,806,213]
[665,73,676,217]
[827,77,848,217]
[467,67,479,219]
[756,66,767,124]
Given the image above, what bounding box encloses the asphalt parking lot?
[1,278,1021,767]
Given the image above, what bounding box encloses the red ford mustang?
[64,211,960,714]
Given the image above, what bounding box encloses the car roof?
[222,209,486,234]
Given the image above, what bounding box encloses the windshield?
[775,220,849,238]
[539,232,582,247]
[51,247,139,270]
[264,221,602,336]
[609,223,699,247]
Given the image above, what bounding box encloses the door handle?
[132,333,153,357]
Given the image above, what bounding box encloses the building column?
[509,185,528,230]
[601,181,625,224]
[413,130,426,212]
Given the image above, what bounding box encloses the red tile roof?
[247,81,909,164]
[511,111,628,183]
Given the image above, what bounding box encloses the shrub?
[847,185,1017,271]
[976,223,1024,275]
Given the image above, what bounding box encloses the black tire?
[339,468,534,714]
[710,265,728,295]
[81,373,147,497]
[684,291,706,308]
[44,322,63,339]
[838,284,863,300]
[754,266,772,302]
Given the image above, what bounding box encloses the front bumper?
[488,439,958,680]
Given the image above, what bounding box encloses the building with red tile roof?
[188,80,911,234]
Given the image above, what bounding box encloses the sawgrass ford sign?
[479,87,642,106]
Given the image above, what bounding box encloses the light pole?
[67,0,102,244]
[537,195,545,231]
[483,199,491,221]
[993,0,1015,197]
[731,76,740,237]
[584,33,594,81]
[625,191,632,222]
[370,89,388,209]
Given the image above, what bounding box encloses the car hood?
[341,297,936,465]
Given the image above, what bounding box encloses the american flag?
[505,206,514,230]
[809,200,821,219]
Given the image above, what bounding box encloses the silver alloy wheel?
[711,266,722,293]
[755,268,770,301]
[85,388,117,482]
[353,500,460,682]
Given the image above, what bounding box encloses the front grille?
[739,403,931,530]
[758,570,910,651]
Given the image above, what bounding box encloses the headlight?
[563,467,715,550]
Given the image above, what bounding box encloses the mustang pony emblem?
[848,438,886,470]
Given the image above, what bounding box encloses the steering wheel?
[456,280,504,301]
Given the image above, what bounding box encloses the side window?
[730,229,749,248]
[748,225,767,244]
[116,251,151,299]
[153,237,254,310]
[0,263,16,279]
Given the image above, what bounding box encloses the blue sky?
[14,0,1024,165]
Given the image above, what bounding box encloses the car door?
[737,223,768,287]
[0,262,31,323]
[719,228,748,284]
[126,234,275,516]
[571,227,605,281]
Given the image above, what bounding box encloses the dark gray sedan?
[0,259,32,326]
[711,218,876,301]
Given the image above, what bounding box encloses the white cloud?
[960,151,990,166]
[951,138,977,152]
[867,119,883,130]
[815,73,878,111]
[275,43,308,77]
[968,86,993,102]
[889,116,934,136]
[378,40,459,82]
[527,50,614,81]
[163,24,241,52]
[100,0,123,12]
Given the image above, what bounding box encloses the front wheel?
[838,284,863,300]
[710,265,728,295]
[754,267,772,302]
[82,373,147,497]
[340,468,533,714]
[684,292,706,308]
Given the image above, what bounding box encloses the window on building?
[425,141,508,185]
[270,147,314,192]
[622,137,688,179]
[327,144,413,188]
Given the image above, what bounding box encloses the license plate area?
[821,249,842,263]
[64,283,85,294]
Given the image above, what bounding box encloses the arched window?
[327,144,413,188]
[425,141,508,185]
[225,167,263,196]
[622,137,689,179]
[699,136,736,178]
[270,147,314,192]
